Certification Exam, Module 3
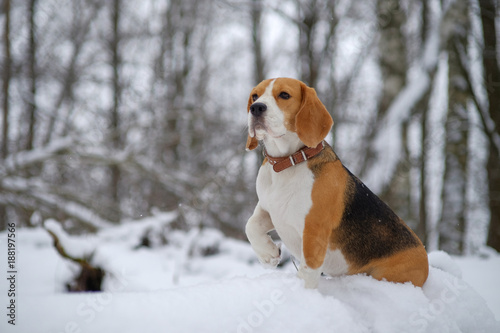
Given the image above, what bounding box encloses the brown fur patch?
[302,146,347,269]
[246,135,259,150]
[294,82,333,148]
[349,246,429,287]
[271,78,303,132]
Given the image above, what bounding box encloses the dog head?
[246,78,333,153]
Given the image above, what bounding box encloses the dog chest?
[256,163,314,257]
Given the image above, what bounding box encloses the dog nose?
[250,102,267,117]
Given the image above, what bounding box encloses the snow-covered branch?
[0,176,113,229]
[454,36,500,156]
[74,146,199,199]
[476,106,500,156]
[0,137,74,176]
[0,138,196,230]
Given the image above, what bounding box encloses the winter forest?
[2,0,499,254]
[1,0,500,331]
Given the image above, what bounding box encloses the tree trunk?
[415,0,430,247]
[417,100,428,245]
[297,0,319,86]
[109,0,122,223]
[439,0,470,255]
[2,0,11,160]
[249,0,266,168]
[374,0,412,226]
[359,0,407,178]
[251,0,265,85]
[26,0,37,151]
[1,0,11,230]
[486,147,500,251]
[415,0,434,247]
[45,2,102,144]
[479,0,500,252]
[15,0,39,228]
[376,0,407,117]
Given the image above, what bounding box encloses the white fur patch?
[257,162,314,260]
[322,249,349,277]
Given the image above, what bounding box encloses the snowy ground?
[1,215,499,333]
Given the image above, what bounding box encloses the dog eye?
[279,92,290,100]
[252,94,258,102]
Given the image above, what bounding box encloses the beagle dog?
[245,78,429,289]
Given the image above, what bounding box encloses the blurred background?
[0,0,499,258]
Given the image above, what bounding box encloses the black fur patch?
[308,142,338,175]
[337,168,419,267]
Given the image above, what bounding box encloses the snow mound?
[11,268,499,333]
[1,226,498,333]
[428,250,462,278]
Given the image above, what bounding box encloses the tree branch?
[0,176,113,229]
[454,37,500,156]
[0,137,73,176]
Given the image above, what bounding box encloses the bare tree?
[376,0,407,117]
[25,0,37,151]
[250,0,266,84]
[2,0,11,160]
[295,0,337,89]
[479,0,500,251]
[1,0,11,230]
[108,0,122,223]
[44,0,103,144]
[414,0,438,246]
[1,0,12,159]
[297,0,320,86]
[357,0,409,180]
[439,0,470,254]
[372,0,412,226]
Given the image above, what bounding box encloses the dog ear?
[246,92,259,151]
[295,83,333,148]
[246,135,259,151]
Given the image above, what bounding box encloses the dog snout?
[250,102,267,117]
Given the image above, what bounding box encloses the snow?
[428,251,463,278]
[1,222,499,333]
[453,254,500,321]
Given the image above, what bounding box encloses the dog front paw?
[255,243,281,268]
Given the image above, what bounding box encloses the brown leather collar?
[264,141,325,172]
